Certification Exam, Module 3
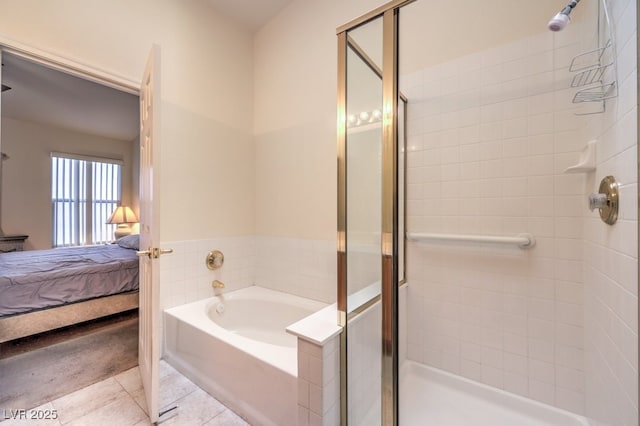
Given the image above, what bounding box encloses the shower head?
[548,0,580,32]
[548,12,571,31]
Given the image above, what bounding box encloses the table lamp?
[107,206,138,239]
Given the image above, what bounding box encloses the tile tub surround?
[159,236,255,311]
[254,236,336,304]
[159,236,336,313]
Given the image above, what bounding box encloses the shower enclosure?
[337,0,638,424]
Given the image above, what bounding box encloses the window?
[51,153,123,247]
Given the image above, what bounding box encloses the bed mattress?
[0,244,139,317]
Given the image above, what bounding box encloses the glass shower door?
[346,18,385,425]
[340,16,384,426]
[339,11,407,424]
[346,21,384,315]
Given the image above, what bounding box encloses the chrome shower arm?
[560,0,581,16]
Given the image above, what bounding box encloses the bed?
[0,235,139,343]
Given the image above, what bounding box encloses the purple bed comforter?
[0,244,139,317]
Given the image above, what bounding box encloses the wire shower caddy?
[569,0,618,114]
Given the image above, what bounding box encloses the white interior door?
[137,44,164,423]
[0,48,4,236]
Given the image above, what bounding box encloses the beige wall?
[254,0,387,240]
[1,117,135,250]
[0,0,256,241]
[398,0,586,73]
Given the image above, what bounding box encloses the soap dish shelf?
[564,140,596,174]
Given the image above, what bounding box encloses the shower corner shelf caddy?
[569,0,618,114]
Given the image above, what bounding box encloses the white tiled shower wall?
[403,19,598,414]
[582,0,638,424]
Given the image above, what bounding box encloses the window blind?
[51,154,122,247]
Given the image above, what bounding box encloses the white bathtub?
[163,286,327,426]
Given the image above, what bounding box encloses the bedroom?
[0,53,140,253]
[0,50,141,322]
[0,49,143,406]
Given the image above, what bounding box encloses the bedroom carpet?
[0,312,138,412]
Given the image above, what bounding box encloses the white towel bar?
[406,232,535,249]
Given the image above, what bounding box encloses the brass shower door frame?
[337,1,414,424]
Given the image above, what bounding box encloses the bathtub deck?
[399,361,590,426]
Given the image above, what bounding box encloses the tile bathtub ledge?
[286,303,342,346]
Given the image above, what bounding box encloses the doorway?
[0,49,142,410]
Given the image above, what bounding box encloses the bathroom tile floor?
[2,361,250,426]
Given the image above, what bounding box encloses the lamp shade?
[107,206,138,225]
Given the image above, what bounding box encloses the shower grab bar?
[406,232,535,249]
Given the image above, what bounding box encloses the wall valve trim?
[589,175,618,225]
